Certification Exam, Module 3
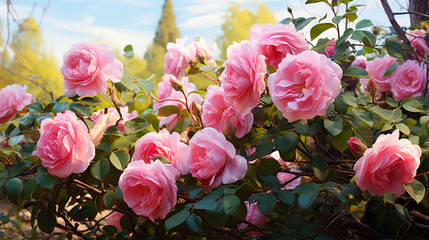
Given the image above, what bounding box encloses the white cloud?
[180,11,226,30]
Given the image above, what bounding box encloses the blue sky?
[0,0,410,65]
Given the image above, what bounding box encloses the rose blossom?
[189,127,247,189]
[131,129,190,175]
[154,75,203,131]
[61,42,123,97]
[238,201,269,237]
[118,160,179,221]
[407,29,429,60]
[249,23,309,69]
[220,41,267,114]
[193,38,217,65]
[0,84,35,124]
[354,130,421,196]
[202,86,253,138]
[107,212,123,230]
[351,55,367,70]
[325,39,336,57]
[390,60,427,101]
[35,110,95,178]
[268,51,342,122]
[277,171,301,190]
[360,55,397,93]
[89,106,137,146]
[164,38,196,79]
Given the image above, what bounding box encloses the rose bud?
[170,77,184,92]
[367,79,378,96]
[190,101,202,117]
[347,137,367,156]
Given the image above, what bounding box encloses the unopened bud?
[347,137,367,156]
[367,79,378,96]
[190,101,202,117]
[372,27,379,35]
[287,6,293,15]
[170,78,183,92]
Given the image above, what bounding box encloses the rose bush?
[2,1,429,239]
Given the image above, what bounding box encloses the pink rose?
[351,55,367,69]
[277,171,301,190]
[193,38,217,65]
[107,211,123,230]
[118,160,179,221]
[360,55,397,93]
[325,39,336,57]
[238,201,269,237]
[390,60,427,101]
[354,130,421,196]
[131,129,190,175]
[164,38,196,79]
[0,84,35,124]
[407,29,429,60]
[154,75,203,131]
[268,51,342,122]
[249,24,309,69]
[220,41,267,115]
[89,106,137,146]
[202,86,253,138]
[189,127,247,189]
[347,137,367,157]
[61,42,123,97]
[35,110,95,178]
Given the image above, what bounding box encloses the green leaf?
[37,210,56,234]
[404,179,425,203]
[343,66,370,78]
[260,175,281,188]
[336,28,353,46]
[310,23,336,41]
[52,102,68,114]
[355,19,373,29]
[305,0,327,4]
[420,121,429,148]
[29,102,43,113]
[193,199,217,211]
[332,15,343,24]
[37,173,58,188]
[279,17,292,25]
[385,37,405,58]
[257,158,281,176]
[186,214,202,233]
[294,183,320,209]
[396,123,410,135]
[257,140,275,158]
[223,195,241,217]
[23,177,37,199]
[8,135,24,147]
[165,210,190,230]
[120,69,140,92]
[293,17,316,30]
[324,116,343,136]
[123,44,134,59]
[69,103,91,116]
[91,158,110,181]
[313,158,329,181]
[189,188,205,199]
[4,178,24,203]
[103,191,116,209]
[110,135,135,151]
[124,118,149,135]
[275,131,299,153]
[278,190,295,204]
[401,97,425,113]
[386,98,398,107]
[312,38,331,53]
[152,156,171,164]
[257,194,276,216]
[110,149,130,170]
[331,127,353,153]
[137,79,156,94]
[19,113,37,129]
[158,105,181,117]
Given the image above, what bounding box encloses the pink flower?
[268,51,342,122]
[277,170,301,190]
[202,86,253,138]
[354,130,421,196]
[131,129,190,175]
[61,42,123,97]
[107,212,123,230]
[164,38,196,79]
[193,38,217,65]
[89,106,137,146]
[325,39,336,57]
[220,41,267,114]
[360,55,397,93]
[351,55,367,69]
[407,29,429,60]
[154,75,203,131]
[249,24,309,69]
[347,137,368,156]
[119,160,179,221]
[391,60,427,101]
[0,84,34,124]
[189,127,247,189]
[238,201,269,237]
[35,110,95,178]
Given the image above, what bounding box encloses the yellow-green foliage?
[0,18,62,102]
[217,3,277,60]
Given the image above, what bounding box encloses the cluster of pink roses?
[0,84,34,124]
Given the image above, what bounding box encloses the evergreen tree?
[144,0,180,79]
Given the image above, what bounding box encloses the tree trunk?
[409,0,429,26]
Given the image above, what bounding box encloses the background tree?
[216,3,277,60]
[144,0,180,80]
[409,0,429,26]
